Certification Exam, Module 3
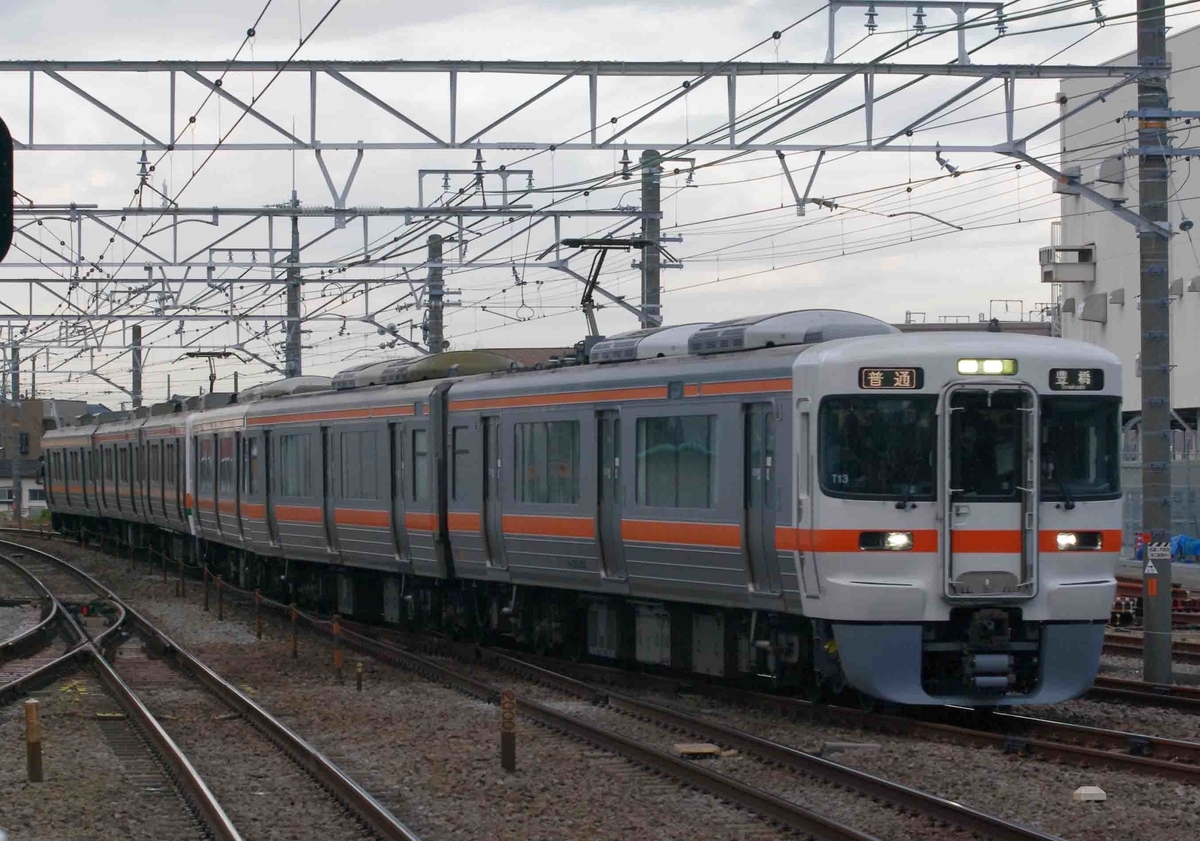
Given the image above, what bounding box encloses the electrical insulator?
[865,3,878,33]
[914,6,926,32]
[620,147,631,181]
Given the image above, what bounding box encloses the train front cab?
[802,335,1121,706]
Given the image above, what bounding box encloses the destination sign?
[859,367,924,390]
[1048,368,1104,391]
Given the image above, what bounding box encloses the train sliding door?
[482,416,507,569]
[321,426,338,552]
[596,410,625,580]
[263,429,279,545]
[388,422,410,563]
[744,402,782,595]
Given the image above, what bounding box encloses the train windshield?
[819,395,937,499]
[1040,395,1120,500]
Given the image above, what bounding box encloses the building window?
[28,488,46,502]
[340,430,378,500]
[279,433,312,497]
[514,420,580,504]
[242,437,259,496]
[451,426,469,501]
[218,437,235,494]
[412,428,429,502]
[0,488,12,503]
[635,416,716,508]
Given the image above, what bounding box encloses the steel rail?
[1104,633,1200,665]
[339,622,1062,840]
[1089,675,1200,712]
[0,540,423,841]
[0,551,240,840]
[465,646,1200,785]
[0,551,61,660]
[188,580,880,841]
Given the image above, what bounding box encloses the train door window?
[198,436,214,491]
[218,436,235,495]
[164,442,174,487]
[514,421,580,504]
[451,426,470,501]
[279,433,312,497]
[339,429,378,500]
[411,428,429,502]
[242,436,260,496]
[635,416,715,508]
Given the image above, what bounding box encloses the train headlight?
[885,531,914,551]
[860,531,915,551]
[957,358,1018,375]
[1055,531,1104,550]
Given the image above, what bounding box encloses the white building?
[1053,25,1200,542]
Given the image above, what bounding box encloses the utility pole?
[131,324,142,408]
[1139,0,1173,684]
[426,234,444,354]
[10,345,19,529]
[285,190,302,378]
[639,150,662,328]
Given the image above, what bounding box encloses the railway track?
[398,631,1200,785]
[357,623,1200,784]
[1088,675,1200,712]
[0,541,421,841]
[163,577,1066,841]
[1103,632,1200,665]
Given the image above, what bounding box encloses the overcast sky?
[0,0,1186,402]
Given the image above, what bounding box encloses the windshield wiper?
[895,483,915,510]
[1056,477,1076,510]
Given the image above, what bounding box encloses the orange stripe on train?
[622,519,741,548]
[405,511,438,532]
[502,513,593,539]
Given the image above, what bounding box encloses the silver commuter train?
[42,309,1123,706]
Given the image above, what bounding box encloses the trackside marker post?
[217,575,224,620]
[255,589,262,639]
[291,603,298,659]
[500,689,517,772]
[203,566,210,612]
[356,661,363,692]
[333,615,343,683]
[25,699,42,783]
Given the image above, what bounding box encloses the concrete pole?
[285,191,303,378]
[426,234,444,354]
[639,150,662,328]
[131,324,143,408]
[1138,0,1174,684]
[11,345,20,526]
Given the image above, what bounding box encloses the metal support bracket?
[314,147,364,230]
[777,150,824,216]
[1009,151,1171,238]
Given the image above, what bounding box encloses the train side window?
[279,433,312,497]
[340,430,378,500]
[412,429,429,502]
[164,443,174,487]
[218,436,235,494]
[635,415,716,508]
[514,420,580,504]
[242,437,260,496]
[451,426,469,501]
[198,437,214,490]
